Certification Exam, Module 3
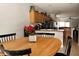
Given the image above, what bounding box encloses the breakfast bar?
[35,29,64,47]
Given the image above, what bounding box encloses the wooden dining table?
[0,37,61,56]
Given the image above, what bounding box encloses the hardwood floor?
[70,41,79,56]
[58,39,79,56]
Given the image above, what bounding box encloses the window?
[57,22,70,27]
[65,22,70,27]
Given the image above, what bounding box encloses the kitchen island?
[35,29,64,48]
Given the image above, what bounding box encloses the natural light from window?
[57,22,70,27]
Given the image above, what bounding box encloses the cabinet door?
[30,10,50,23]
[30,11,35,24]
[64,28,71,40]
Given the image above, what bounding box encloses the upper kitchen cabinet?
[29,6,52,24]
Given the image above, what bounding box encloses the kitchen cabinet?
[64,27,71,41]
[29,8,51,24]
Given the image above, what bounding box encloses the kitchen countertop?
[35,29,64,48]
[35,29,64,32]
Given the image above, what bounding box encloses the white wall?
[50,14,56,21]
[70,19,79,28]
[0,3,32,38]
[50,14,79,28]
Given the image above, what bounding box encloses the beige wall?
[0,3,31,38]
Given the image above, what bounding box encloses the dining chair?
[0,33,16,43]
[54,36,72,56]
[0,44,32,56]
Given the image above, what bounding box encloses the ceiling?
[33,3,79,19]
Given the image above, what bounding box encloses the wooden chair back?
[0,44,32,56]
[0,33,16,43]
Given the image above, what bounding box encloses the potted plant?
[24,25,35,37]
[24,25,37,42]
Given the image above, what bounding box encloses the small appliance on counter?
[34,23,42,30]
